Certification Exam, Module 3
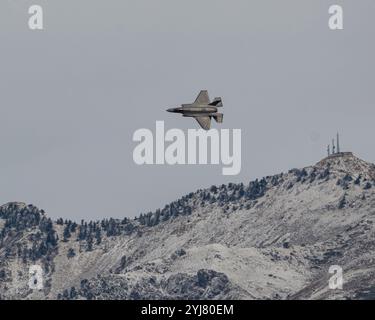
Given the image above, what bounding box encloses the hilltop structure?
[326,132,351,159]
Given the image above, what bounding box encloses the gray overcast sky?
[1,0,374,220]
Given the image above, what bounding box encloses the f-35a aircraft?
[167,90,223,130]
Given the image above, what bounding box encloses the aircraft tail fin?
[213,113,223,123]
[209,97,223,107]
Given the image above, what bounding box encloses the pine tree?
[67,248,76,258]
[95,228,102,245]
[63,225,71,242]
[70,287,77,299]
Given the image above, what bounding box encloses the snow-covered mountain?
[1,152,375,300]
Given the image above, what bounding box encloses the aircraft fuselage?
[167,105,218,117]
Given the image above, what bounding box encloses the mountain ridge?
[1,152,375,299]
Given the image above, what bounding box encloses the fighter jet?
[166,90,223,130]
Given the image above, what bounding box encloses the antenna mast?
[337,132,340,153]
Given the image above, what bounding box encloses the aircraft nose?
[167,107,178,112]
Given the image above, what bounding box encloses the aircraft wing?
[194,90,210,105]
[194,116,211,130]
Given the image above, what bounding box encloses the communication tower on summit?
[327,132,341,157]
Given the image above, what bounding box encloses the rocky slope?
[1,152,375,300]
